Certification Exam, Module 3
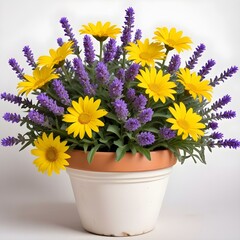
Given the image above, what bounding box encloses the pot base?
[67,167,173,237]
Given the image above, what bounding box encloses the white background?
[0,0,240,239]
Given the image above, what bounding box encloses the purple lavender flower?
[133,94,147,111]
[22,46,36,69]
[124,118,140,131]
[83,35,95,64]
[37,93,64,116]
[217,139,240,149]
[211,94,231,111]
[208,121,218,130]
[210,66,238,87]
[95,62,110,84]
[168,54,181,74]
[133,29,142,43]
[1,136,17,146]
[198,59,216,78]
[210,132,223,139]
[104,38,117,63]
[0,92,22,105]
[125,63,140,81]
[113,99,129,121]
[116,68,125,82]
[159,127,176,140]
[186,43,206,69]
[109,78,123,98]
[28,110,46,126]
[60,17,78,52]
[121,7,135,47]
[57,38,64,46]
[114,46,122,61]
[126,88,136,102]
[8,58,24,79]
[138,108,153,124]
[52,79,71,106]
[73,58,96,96]
[3,113,21,123]
[213,110,236,120]
[137,132,155,146]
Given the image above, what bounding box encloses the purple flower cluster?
[186,43,206,70]
[137,132,155,146]
[116,68,125,82]
[22,46,36,69]
[213,110,236,120]
[83,35,95,64]
[208,121,218,130]
[217,139,240,149]
[198,59,216,78]
[1,136,17,147]
[133,29,142,43]
[0,92,22,105]
[104,38,117,63]
[3,113,21,123]
[210,132,223,139]
[138,108,153,124]
[73,58,96,96]
[109,78,123,99]
[168,54,181,74]
[52,79,71,106]
[27,110,45,126]
[95,62,110,84]
[124,118,140,131]
[210,66,238,87]
[8,58,24,79]
[60,17,78,52]
[133,94,147,111]
[113,99,129,121]
[37,93,64,116]
[126,88,136,101]
[211,94,231,111]
[121,7,135,47]
[114,46,122,61]
[57,38,64,46]
[125,63,140,81]
[159,127,176,140]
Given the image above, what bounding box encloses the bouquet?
[1,7,239,176]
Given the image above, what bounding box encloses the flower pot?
[66,150,177,237]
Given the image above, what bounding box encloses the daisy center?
[139,52,152,61]
[149,83,161,93]
[177,119,190,130]
[46,147,58,162]
[78,113,91,124]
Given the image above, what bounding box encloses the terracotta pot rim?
[67,149,177,172]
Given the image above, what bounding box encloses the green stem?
[99,41,103,61]
[61,65,71,81]
[161,48,170,68]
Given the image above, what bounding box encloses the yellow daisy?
[166,102,205,141]
[17,66,59,95]
[177,68,213,102]
[153,27,192,53]
[31,132,70,176]
[125,39,165,67]
[79,21,121,42]
[38,41,73,68]
[63,96,108,139]
[136,67,176,103]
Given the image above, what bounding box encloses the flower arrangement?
[1,7,239,176]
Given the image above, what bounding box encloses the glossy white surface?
[67,167,172,236]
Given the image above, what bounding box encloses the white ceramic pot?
[66,166,173,237]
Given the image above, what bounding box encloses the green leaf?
[136,146,151,160]
[87,144,101,163]
[107,125,121,138]
[113,139,124,147]
[115,145,128,162]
